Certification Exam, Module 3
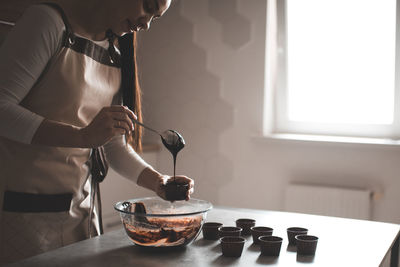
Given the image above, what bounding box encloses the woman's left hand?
[156,175,194,201]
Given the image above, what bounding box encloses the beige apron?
[0,4,121,264]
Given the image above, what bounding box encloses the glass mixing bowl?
[114,197,212,247]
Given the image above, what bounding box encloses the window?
[266,0,400,139]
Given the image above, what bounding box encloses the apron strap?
[40,2,76,47]
[88,147,108,236]
[88,176,104,236]
[3,191,72,212]
[106,29,121,66]
[90,147,109,183]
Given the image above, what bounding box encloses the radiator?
[284,184,372,220]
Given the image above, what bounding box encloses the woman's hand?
[155,175,194,201]
[137,168,194,202]
[80,105,136,148]
[32,105,135,148]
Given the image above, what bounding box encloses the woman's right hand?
[80,105,136,148]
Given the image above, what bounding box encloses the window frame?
[269,0,400,140]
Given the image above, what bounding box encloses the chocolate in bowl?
[114,197,212,247]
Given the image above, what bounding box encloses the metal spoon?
[131,118,185,152]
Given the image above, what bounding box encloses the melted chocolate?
[124,221,201,247]
[160,130,188,201]
[160,130,185,181]
[124,201,202,246]
[133,202,151,224]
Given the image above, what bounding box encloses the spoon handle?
[132,118,161,136]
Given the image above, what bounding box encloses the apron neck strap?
[40,2,75,46]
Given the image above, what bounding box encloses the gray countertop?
[7,207,400,267]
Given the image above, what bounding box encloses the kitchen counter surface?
[7,206,400,267]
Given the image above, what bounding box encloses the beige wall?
[138,0,400,224]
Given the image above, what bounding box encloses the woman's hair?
[119,32,142,153]
[132,32,143,153]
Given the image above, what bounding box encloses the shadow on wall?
[208,0,251,49]
[0,33,5,45]
[0,24,12,45]
[137,0,242,204]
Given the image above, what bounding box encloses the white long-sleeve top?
[0,5,151,183]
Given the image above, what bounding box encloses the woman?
[0,0,193,264]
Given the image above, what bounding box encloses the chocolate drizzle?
[160,130,185,181]
[160,130,188,201]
